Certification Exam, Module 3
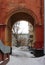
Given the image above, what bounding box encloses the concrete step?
[0,51,9,65]
[0,58,9,65]
[0,61,3,64]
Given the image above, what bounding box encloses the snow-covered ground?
[12,46,34,57]
[7,46,45,65]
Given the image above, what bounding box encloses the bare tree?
[12,22,20,47]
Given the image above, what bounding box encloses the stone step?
[0,58,9,65]
[0,61,3,64]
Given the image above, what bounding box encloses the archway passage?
[5,11,44,57]
[6,12,35,55]
[8,12,35,28]
[12,20,34,48]
[6,12,35,46]
[5,12,35,54]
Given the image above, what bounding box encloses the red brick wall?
[0,0,44,48]
[0,0,43,24]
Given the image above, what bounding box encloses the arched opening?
[12,20,29,47]
[5,11,36,55]
[12,20,34,48]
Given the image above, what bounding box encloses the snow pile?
[19,46,29,51]
[7,55,45,65]
[6,46,45,65]
[35,56,45,65]
[12,46,34,57]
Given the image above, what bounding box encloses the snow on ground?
[12,46,34,57]
[7,55,45,65]
[7,46,45,65]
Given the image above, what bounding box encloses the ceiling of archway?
[7,12,35,28]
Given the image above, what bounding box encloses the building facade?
[0,0,44,64]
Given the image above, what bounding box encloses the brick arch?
[5,8,38,25]
[5,8,37,47]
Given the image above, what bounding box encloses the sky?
[12,20,33,34]
[18,20,29,34]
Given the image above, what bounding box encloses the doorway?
[5,11,36,55]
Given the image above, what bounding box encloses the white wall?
[44,0,45,53]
